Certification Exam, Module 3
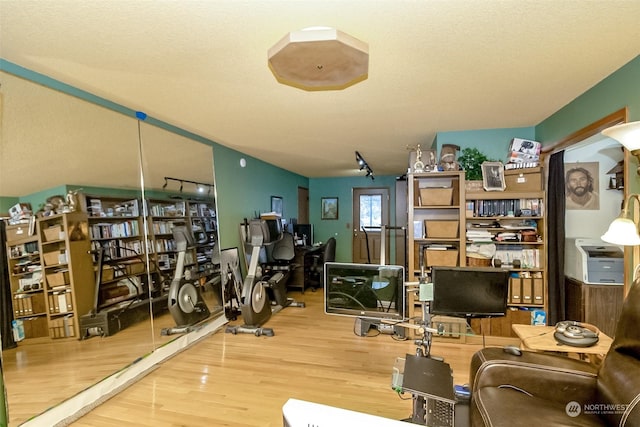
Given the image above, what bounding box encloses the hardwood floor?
[68,290,484,427]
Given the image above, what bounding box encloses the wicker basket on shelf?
[466,253,492,267]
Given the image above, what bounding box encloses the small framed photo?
[321,197,339,220]
[481,162,506,191]
[271,196,283,216]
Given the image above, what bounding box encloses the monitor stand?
[354,318,406,339]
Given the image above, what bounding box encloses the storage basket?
[425,249,458,267]
[46,271,70,287]
[466,254,492,267]
[419,188,453,206]
[425,220,459,238]
[43,225,63,242]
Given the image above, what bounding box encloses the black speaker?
[553,321,599,347]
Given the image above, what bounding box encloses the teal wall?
[434,126,536,164]
[309,175,399,262]
[535,55,640,197]
[0,197,18,216]
[536,55,640,143]
[212,143,308,253]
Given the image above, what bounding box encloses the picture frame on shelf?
[481,162,506,192]
[271,196,283,216]
[321,197,339,220]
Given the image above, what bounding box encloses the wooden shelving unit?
[37,212,95,339]
[407,171,466,281]
[5,225,49,340]
[85,195,148,310]
[465,189,548,337]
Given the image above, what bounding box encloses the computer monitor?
[293,223,313,246]
[430,266,510,318]
[324,262,406,322]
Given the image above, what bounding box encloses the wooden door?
[352,187,390,264]
[297,187,309,223]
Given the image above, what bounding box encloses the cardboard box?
[425,249,458,267]
[43,225,64,242]
[101,266,114,282]
[504,167,543,192]
[424,220,459,238]
[47,270,70,287]
[5,224,29,242]
[419,187,453,206]
[43,250,64,266]
[508,138,541,164]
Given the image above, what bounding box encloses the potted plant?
[458,147,497,191]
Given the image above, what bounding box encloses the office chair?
[308,237,336,291]
[264,231,303,308]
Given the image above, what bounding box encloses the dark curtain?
[0,220,17,350]
[547,152,566,325]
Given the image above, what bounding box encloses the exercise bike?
[225,218,304,337]
[161,222,212,336]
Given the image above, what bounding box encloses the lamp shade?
[601,121,640,151]
[601,217,640,246]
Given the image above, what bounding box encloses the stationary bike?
[161,222,211,336]
[225,218,304,336]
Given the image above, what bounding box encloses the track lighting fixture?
[162,177,214,195]
[355,151,374,180]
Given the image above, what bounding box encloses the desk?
[289,245,322,293]
[512,324,613,364]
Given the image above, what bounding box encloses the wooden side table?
[512,324,613,365]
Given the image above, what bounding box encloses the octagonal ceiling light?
[268,26,369,91]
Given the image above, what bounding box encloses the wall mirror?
[0,70,223,425]
[138,122,224,339]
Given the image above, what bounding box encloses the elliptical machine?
[161,221,211,336]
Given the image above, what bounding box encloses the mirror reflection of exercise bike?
[161,222,214,336]
[225,218,305,337]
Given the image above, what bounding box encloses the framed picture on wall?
[271,196,283,216]
[321,197,339,220]
[481,162,506,191]
[565,162,600,210]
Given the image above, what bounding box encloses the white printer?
[565,238,623,285]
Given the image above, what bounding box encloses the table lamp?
[600,121,640,245]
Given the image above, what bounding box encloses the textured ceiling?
[1,1,640,179]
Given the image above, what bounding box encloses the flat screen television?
[324,262,405,321]
[431,266,510,318]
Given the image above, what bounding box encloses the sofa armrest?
[470,347,599,403]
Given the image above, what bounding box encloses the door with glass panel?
[352,188,389,264]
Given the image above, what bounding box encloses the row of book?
[48,290,73,314]
[14,292,47,317]
[466,198,543,218]
[149,202,185,217]
[190,203,216,218]
[90,239,144,261]
[151,220,177,235]
[90,220,140,239]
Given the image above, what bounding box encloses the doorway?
[297,187,309,223]
[352,187,390,264]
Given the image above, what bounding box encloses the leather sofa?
[469,279,640,426]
